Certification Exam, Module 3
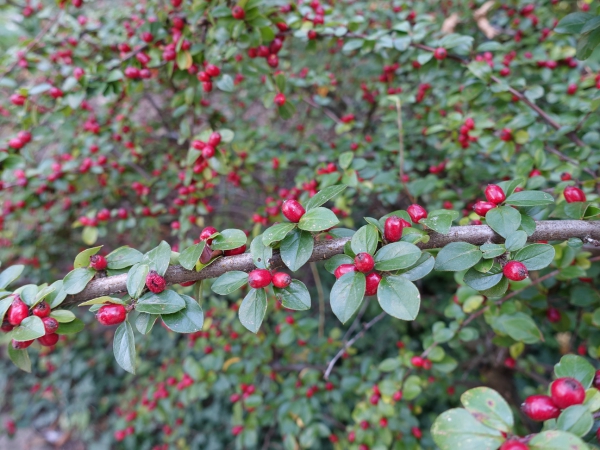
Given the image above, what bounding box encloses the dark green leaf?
[211,271,248,295]
[280,229,314,271]
[481,243,506,259]
[351,224,379,255]
[556,405,593,437]
[330,271,366,324]
[528,430,587,450]
[211,229,247,251]
[513,244,555,270]
[262,223,296,247]
[554,355,595,389]
[106,246,143,270]
[127,263,149,299]
[434,243,482,271]
[460,387,514,433]
[485,206,521,239]
[374,242,421,271]
[239,288,267,333]
[63,268,96,295]
[505,190,554,207]
[56,318,85,335]
[144,241,171,276]
[250,233,272,269]
[505,230,528,251]
[377,276,420,320]
[136,290,186,314]
[73,246,102,269]
[555,13,595,34]
[11,316,45,341]
[50,309,76,323]
[8,345,31,373]
[304,185,347,211]
[135,313,157,335]
[113,321,136,374]
[0,265,24,289]
[400,253,435,281]
[420,213,453,235]
[162,294,204,333]
[464,268,503,291]
[497,312,543,344]
[179,242,206,270]
[274,280,311,311]
[216,74,234,92]
[431,408,504,450]
[298,207,339,232]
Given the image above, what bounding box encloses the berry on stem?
[146,271,166,293]
[32,301,51,318]
[248,269,272,289]
[503,261,528,281]
[334,264,356,279]
[384,216,410,242]
[354,253,375,273]
[7,297,29,326]
[550,377,585,409]
[485,185,506,204]
[38,333,59,346]
[365,272,381,296]
[90,255,108,270]
[433,47,447,60]
[282,200,305,223]
[272,272,292,289]
[499,441,529,450]
[97,304,127,326]
[473,201,496,217]
[521,395,560,421]
[564,186,586,203]
[200,226,218,245]
[407,204,427,223]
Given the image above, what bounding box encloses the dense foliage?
[1,0,600,449]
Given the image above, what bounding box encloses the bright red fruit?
[38,333,59,346]
[546,307,561,323]
[499,441,529,450]
[231,5,245,20]
[42,317,59,334]
[334,264,356,279]
[281,199,305,222]
[248,269,272,289]
[224,245,246,256]
[274,93,286,106]
[32,301,51,318]
[564,186,586,203]
[473,201,496,216]
[208,131,221,147]
[205,64,221,77]
[550,377,585,409]
[433,47,447,60]
[146,271,166,293]
[411,356,424,367]
[503,261,528,281]
[272,272,292,289]
[485,185,506,204]
[7,297,29,326]
[384,216,410,242]
[97,304,127,326]
[365,272,382,296]
[12,339,33,349]
[521,395,560,421]
[200,226,218,244]
[406,204,427,223]
[354,253,375,273]
[90,255,108,270]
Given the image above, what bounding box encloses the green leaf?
[480,276,509,298]
[280,229,314,271]
[0,265,24,289]
[56,318,85,335]
[11,316,45,341]
[216,74,234,92]
[338,152,353,170]
[434,243,482,271]
[135,313,157,334]
[17,285,37,306]
[351,224,379,255]
[262,223,296,247]
[377,275,420,320]
[467,61,491,82]
[298,207,339,232]
[324,254,354,274]
[304,185,347,211]
[106,246,143,270]
[505,230,527,251]
[401,253,435,281]
[481,243,506,259]
[431,408,503,450]
[555,355,595,389]
[374,242,422,271]
[460,387,514,433]
[278,100,296,120]
[136,290,186,314]
[250,233,272,269]
[82,226,98,245]
[330,271,366,324]
[420,213,453,235]
[179,241,206,270]
[0,297,12,323]
[50,309,76,323]
[556,405,593,437]
[127,263,149,299]
[162,294,204,333]
[528,430,588,450]
[485,206,521,239]
[144,241,171,276]
[342,39,364,52]
[8,344,31,372]
[497,312,543,344]
[463,268,503,292]
[211,229,247,251]
[554,13,595,34]
[274,280,311,311]
[581,15,600,34]
[513,244,555,270]
[63,268,96,295]
[113,321,136,374]
[73,246,102,269]
[505,190,554,207]
[239,288,267,333]
[211,271,248,295]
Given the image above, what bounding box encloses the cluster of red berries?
[7,130,32,150]
[457,117,477,149]
[473,184,506,217]
[248,269,292,290]
[378,63,399,83]
[192,131,222,159]
[197,63,221,92]
[415,83,431,103]
[3,297,59,349]
[247,35,285,69]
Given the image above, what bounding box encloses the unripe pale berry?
[248,269,272,289]
[485,184,506,204]
[384,216,410,242]
[407,204,427,223]
[7,297,29,326]
[503,261,528,281]
[146,271,166,293]
[334,264,356,279]
[272,272,292,289]
[564,186,586,203]
[365,272,382,296]
[97,304,127,326]
[32,301,51,318]
[90,254,108,270]
[282,200,305,223]
[550,377,585,409]
[473,201,496,216]
[354,253,375,273]
[521,395,560,421]
[38,333,59,346]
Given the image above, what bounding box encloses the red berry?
[42,317,59,334]
[224,245,246,256]
[393,391,403,401]
[561,172,572,181]
[564,186,586,203]
[334,264,356,279]
[90,254,108,270]
[248,269,272,289]
[354,253,375,273]
[208,131,221,147]
[38,333,59,346]
[272,272,292,289]
[433,47,447,60]
[546,307,561,323]
[7,297,29,326]
[282,200,305,222]
[231,5,245,20]
[529,168,542,178]
[146,271,166,293]
[1,322,14,332]
[200,226,218,244]
[567,84,578,95]
[550,377,585,409]
[205,64,221,78]
[411,427,422,439]
[522,395,560,421]
[365,272,382,296]
[12,339,33,350]
[124,67,140,79]
[485,184,506,204]
[411,356,424,367]
[274,93,286,106]
[32,301,51,318]
[407,204,427,223]
[384,216,410,242]
[473,201,496,217]
[499,128,513,141]
[97,304,127,326]
[500,441,529,450]
[503,261,528,281]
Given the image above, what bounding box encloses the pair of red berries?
[248,269,291,289]
[334,253,382,296]
[192,131,222,159]
[8,130,32,150]
[8,298,60,349]
[521,377,585,422]
[197,64,221,92]
[473,184,506,217]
